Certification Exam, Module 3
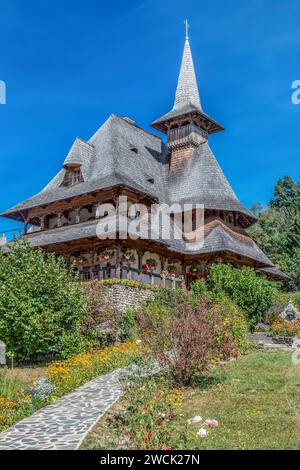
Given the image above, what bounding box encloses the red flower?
[155,419,161,425]
[144,429,153,441]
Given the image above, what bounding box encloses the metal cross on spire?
[184,19,190,40]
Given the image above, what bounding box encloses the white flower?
[187,415,202,425]
[136,339,142,345]
[197,428,207,438]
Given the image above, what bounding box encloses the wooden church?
[0,30,288,287]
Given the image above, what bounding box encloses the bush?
[138,296,238,385]
[207,264,278,327]
[0,239,85,361]
[210,295,249,353]
[81,281,121,346]
[145,287,189,310]
[270,318,300,337]
[191,279,208,298]
[120,309,138,341]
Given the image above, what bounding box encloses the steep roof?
[168,141,255,219]
[151,37,223,134]
[1,115,169,219]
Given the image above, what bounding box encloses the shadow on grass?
[192,370,228,390]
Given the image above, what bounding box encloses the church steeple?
[173,34,202,113]
[151,24,224,139]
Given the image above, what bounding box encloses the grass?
[81,350,300,450]
[0,365,46,400]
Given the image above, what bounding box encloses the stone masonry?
[104,284,154,312]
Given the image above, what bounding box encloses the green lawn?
[81,350,300,450]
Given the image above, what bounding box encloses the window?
[63,166,83,187]
[130,147,138,154]
[147,178,154,184]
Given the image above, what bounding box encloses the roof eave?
[151,109,224,134]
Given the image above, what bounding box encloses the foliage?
[138,296,238,385]
[270,318,300,338]
[249,175,300,290]
[46,341,140,396]
[82,351,300,450]
[98,278,160,291]
[191,279,208,298]
[146,287,189,309]
[0,239,85,361]
[120,309,138,341]
[116,360,187,450]
[207,264,278,327]
[0,341,140,432]
[265,292,300,325]
[81,281,121,346]
[209,296,249,353]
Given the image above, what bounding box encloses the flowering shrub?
[0,396,18,430]
[270,318,300,337]
[138,297,237,385]
[46,341,140,396]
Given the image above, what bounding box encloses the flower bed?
[46,341,139,395]
[0,341,139,432]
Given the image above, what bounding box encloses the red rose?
[155,419,161,425]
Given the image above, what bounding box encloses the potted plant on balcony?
[77,255,90,267]
[166,264,177,277]
[100,250,115,262]
[188,261,201,274]
[143,258,157,274]
[121,250,136,265]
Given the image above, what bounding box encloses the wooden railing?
[78,265,185,289]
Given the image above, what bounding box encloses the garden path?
[0,370,122,450]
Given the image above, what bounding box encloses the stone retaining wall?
[104,284,155,312]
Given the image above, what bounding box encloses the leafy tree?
[0,239,85,361]
[207,264,278,327]
[270,176,300,210]
[248,176,300,290]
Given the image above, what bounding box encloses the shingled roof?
[1,31,267,268]
[151,37,224,134]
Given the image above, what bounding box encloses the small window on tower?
[147,178,154,184]
[130,147,138,154]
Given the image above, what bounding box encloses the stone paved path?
[249,332,298,352]
[0,370,122,450]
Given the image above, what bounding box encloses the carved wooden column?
[75,207,81,224]
[137,250,144,281]
[160,256,166,287]
[57,212,63,228]
[40,215,46,231]
[115,242,122,280]
[24,219,29,234]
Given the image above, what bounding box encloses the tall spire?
[151,23,223,135]
[173,29,202,112]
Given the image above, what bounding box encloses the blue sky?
[0,0,300,234]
